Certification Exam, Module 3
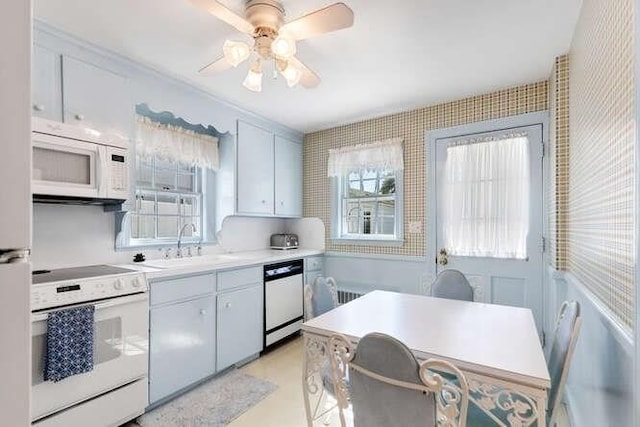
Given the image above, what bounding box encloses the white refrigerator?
[0,0,32,425]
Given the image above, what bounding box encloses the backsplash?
[303,82,549,256]
[32,204,323,270]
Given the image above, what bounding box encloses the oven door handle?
[31,292,148,322]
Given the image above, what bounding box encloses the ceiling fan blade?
[289,56,320,88]
[281,3,354,41]
[199,56,232,75]
[189,0,255,35]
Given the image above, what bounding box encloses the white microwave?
[32,118,130,204]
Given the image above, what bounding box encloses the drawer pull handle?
[33,104,45,112]
[199,309,207,315]
[75,113,85,121]
[225,302,232,308]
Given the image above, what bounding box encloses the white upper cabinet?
[236,120,303,217]
[62,56,133,136]
[274,135,303,217]
[237,120,275,215]
[32,45,62,121]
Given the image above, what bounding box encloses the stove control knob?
[132,277,142,288]
[114,279,125,290]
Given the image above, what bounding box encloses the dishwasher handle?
[264,259,304,281]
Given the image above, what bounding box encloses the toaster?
[270,233,299,250]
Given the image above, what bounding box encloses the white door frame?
[425,111,550,290]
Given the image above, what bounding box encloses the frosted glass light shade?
[242,67,262,92]
[223,40,251,67]
[271,35,296,59]
[281,62,302,87]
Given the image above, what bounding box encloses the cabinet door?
[62,55,133,136]
[237,120,274,215]
[217,284,263,370]
[149,295,215,404]
[32,45,62,121]
[274,135,302,217]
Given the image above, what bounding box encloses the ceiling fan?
[189,0,354,91]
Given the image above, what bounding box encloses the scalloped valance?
[136,116,220,170]
[327,138,404,177]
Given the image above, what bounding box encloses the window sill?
[331,237,405,247]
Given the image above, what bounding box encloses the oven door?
[32,132,102,199]
[31,293,149,422]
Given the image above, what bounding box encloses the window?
[327,138,404,244]
[118,110,220,248]
[129,156,203,244]
[442,133,530,259]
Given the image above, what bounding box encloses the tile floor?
[127,336,571,427]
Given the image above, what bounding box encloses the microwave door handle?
[31,292,147,322]
[96,146,106,197]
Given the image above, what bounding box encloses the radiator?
[337,289,365,304]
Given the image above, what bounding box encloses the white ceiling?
[34,0,582,133]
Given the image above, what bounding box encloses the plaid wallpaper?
[303,82,549,256]
[566,0,635,329]
[548,56,570,271]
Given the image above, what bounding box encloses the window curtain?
[136,116,220,170]
[327,137,403,177]
[442,133,530,259]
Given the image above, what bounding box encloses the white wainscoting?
[545,268,634,427]
[324,252,429,296]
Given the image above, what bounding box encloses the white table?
[301,290,550,426]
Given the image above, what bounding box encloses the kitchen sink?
[141,254,239,269]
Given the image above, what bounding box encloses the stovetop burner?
[32,265,136,284]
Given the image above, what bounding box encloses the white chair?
[304,276,339,321]
[466,300,582,426]
[328,332,469,427]
[547,301,581,426]
[431,269,474,302]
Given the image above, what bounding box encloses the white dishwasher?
[264,259,304,348]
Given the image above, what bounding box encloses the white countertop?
[117,249,323,280]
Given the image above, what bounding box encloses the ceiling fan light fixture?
[281,62,302,87]
[243,59,263,92]
[223,40,251,67]
[271,34,296,59]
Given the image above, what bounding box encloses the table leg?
[302,333,335,427]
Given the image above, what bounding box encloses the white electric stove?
[31,265,149,427]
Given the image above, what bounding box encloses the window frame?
[120,154,211,249]
[331,168,404,246]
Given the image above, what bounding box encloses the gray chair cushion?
[311,276,337,318]
[547,301,580,414]
[349,333,437,427]
[431,269,474,302]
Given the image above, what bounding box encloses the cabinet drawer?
[217,266,262,292]
[150,273,215,306]
[305,256,324,272]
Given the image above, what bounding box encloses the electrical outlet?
[408,221,422,234]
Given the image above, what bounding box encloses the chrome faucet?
[177,223,197,258]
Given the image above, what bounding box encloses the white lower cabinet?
[217,284,263,371]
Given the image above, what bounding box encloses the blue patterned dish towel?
[45,305,95,382]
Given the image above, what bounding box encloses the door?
[0,1,31,425]
[236,120,275,215]
[217,285,263,370]
[62,55,132,136]
[149,295,215,404]
[32,45,62,121]
[274,135,303,217]
[31,294,149,421]
[432,120,544,332]
[32,133,100,198]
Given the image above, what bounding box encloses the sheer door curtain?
[443,133,530,259]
